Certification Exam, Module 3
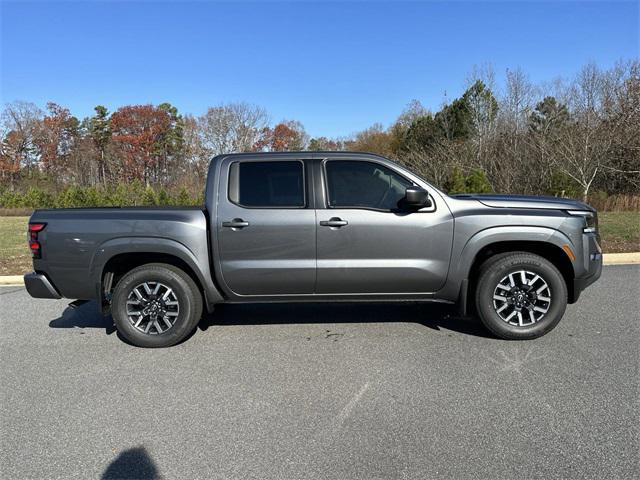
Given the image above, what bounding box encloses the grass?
[598,212,640,253]
[0,216,31,276]
[1,213,638,276]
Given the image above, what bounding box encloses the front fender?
[91,237,224,310]
[438,226,575,301]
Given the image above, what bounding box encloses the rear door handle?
[222,218,250,229]
[320,217,348,227]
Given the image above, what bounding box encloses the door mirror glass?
[404,186,431,208]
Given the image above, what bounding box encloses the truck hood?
[451,193,594,211]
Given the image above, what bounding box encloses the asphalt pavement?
[1,265,638,480]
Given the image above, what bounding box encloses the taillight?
[28,223,46,258]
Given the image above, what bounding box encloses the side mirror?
[404,186,432,209]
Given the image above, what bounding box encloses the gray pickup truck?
[25,152,602,347]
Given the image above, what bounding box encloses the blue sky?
[1,1,638,137]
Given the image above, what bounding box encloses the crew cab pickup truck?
[25,152,602,347]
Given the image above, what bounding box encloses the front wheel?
[474,252,568,340]
[112,263,203,348]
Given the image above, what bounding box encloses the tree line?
[1,60,638,207]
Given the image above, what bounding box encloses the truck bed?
[30,207,209,300]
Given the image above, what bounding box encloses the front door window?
[325,160,412,211]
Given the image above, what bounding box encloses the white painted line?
[335,382,370,428]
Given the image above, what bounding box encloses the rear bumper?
[24,272,61,299]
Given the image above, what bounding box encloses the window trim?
[322,159,424,212]
[228,159,308,209]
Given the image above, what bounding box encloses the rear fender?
[91,237,224,311]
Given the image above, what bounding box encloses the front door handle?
[222,218,250,229]
[320,217,348,227]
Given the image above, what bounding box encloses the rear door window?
[229,161,305,208]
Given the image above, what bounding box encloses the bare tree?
[465,65,499,168]
[395,99,428,129]
[400,142,461,190]
[501,68,536,134]
[489,68,538,193]
[534,62,639,200]
[605,61,640,191]
[1,101,43,176]
[197,102,269,156]
[182,114,210,180]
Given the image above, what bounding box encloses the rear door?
[216,158,316,295]
[315,159,453,294]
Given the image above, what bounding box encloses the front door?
[217,158,316,295]
[315,159,453,294]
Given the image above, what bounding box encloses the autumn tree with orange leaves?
[254,120,308,152]
[33,102,79,181]
[0,131,23,185]
[110,105,172,184]
[109,103,186,185]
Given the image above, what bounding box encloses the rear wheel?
[112,263,203,348]
[474,252,567,340]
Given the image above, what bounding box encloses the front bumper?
[24,272,61,299]
[572,233,603,302]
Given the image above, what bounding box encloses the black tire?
[474,252,567,340]
[112,263,203,348]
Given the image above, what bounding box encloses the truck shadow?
[200,302,492,338]
[48,300,117,335]
[47,299,492,339]
[101,446,159,479]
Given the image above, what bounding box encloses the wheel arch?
[91,237,224,312]
[467,241,576,304]
[450,227,579,313]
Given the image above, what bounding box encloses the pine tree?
[465,169,492,193]
[89,105,111,185]
[142,185,157,205]
[445,167,467,194]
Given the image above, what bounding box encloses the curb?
[0,275,24,286]
[1,253,638,287]
[603,252,640,265]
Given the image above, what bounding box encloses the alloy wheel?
[492,270,551,327]
[126,282,180,334]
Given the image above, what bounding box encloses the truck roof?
[211,151,390,162]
